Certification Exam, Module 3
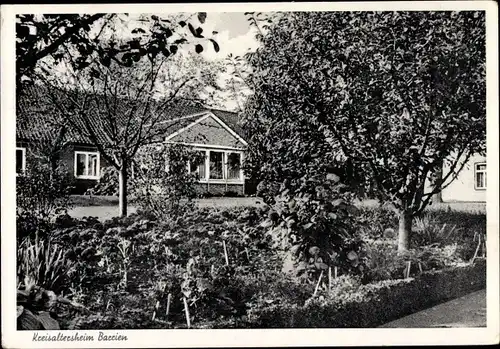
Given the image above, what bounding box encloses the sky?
[201,12,261,60]
[49,12,262,111]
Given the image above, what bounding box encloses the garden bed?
[17,204,487,330]
[214,259,486,328]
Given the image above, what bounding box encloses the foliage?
[17,237,71,294]
[86,166,130,197]
[15,202,483,329]
[17,12,219,86]
[261,176,367,280]
[242,11,486,250]
[244,260,485,328]
[16,158,73,241]
[132,144,202,218]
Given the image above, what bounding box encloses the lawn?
[68,195,265,220]
[68,195,485,221]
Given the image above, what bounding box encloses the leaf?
[259,219,273,228]
[131,28,146,34]
[210,39,220,53]
[308,246,320,256]
[302,222,314,230]
[195,44,203,54]
[197,12,207,24]
[315,262,328,270]
[17,309,44,330]
[169,45,178,55]
[179,20,187,27]
[37,311,60,330]
[347,251,358,261]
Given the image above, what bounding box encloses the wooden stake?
[418,262,423,274]
[405,261,411,279]
[328,267,332,293]
[313,271,324,297]
[334,266,338,279]
[152,300,160,321]
[211,264,215,276]
[223,240,229,266]
[471,235,481,264]
[183,297,191,329]
[245,247,250,262]
[165,293,171,321]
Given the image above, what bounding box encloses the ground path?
[379,289,486,328]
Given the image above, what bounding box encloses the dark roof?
[16,83,245,145]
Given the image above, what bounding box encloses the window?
[475,163,486,190]
[189,151,207,180]
[75,151,100,179]
[209,151,224,180]
[227,152,241,180]
[16,147,26,175]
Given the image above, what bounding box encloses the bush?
[86,166,121,196]
[16,160,73,240]
[261,175,366,281]
[132,144,201,219]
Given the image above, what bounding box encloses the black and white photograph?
[1,1,499,348]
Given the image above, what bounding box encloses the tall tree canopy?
[16,12,218,87]
[242,11,486,251]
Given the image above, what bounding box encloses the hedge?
[197,259,486,329]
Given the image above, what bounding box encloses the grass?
[355,199,486,214]
[68,195,264,220]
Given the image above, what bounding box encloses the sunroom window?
[189,151,206,180]
[209,151,224,180]
[227,152,241,180]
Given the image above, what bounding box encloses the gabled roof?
[16,84,245,146]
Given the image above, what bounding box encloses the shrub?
[85,166,121,196]
[261,175,367,281]
[132,144,201,219]
[16,160,73,240]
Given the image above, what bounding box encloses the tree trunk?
[398,209,413,252]
[431,163,443,203]
[118,160,128,217]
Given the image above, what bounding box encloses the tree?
[242,11,486,251]
[16,12,217,87]
[32,13,222,217]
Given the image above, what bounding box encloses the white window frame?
[208,150,225,181]
[74,151,100,179]
[16,147,26,176]
[474,162,486,190]
[188,148,244,184]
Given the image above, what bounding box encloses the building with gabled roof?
[16,84,248,195]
